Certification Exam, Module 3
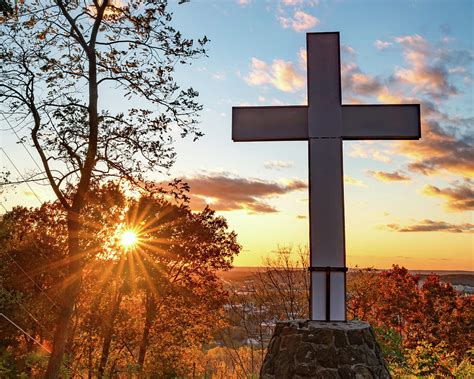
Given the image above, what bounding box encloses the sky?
[1,0,473,270]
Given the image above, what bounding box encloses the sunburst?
[120,230,138,249]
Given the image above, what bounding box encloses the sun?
[120,230,138,249]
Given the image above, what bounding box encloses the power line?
[5,250,60,310]
[1,113,43,172]
[0,313,84,378]
[0,312,52,353]
[15,300,54,338]
[0,147,42,204]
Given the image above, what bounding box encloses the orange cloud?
[367,170,410,182]
[279,11,319,32]
[399,119,473,178]
[384,219,473,233]
[182,174,307,214]
[422,182,473,212]
[245,57,305,92]
[394,34,457,100]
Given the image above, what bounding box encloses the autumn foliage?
[0,184,240,377]
[347,265,473,376]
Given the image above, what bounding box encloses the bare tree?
[0,1,207,376]
[218,247,310,376]
[255,246,310,320]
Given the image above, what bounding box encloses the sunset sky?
[1,0,472,270]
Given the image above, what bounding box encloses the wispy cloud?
[374,39,392,50]
[212,72,226,80]
[181,173,307,214]
[348,143,392,163]
[264,160,294,170]
[367,170,410,182]
[279,11,319,32]
[237,0,251,6]
[344,175,366,187]
[281,0,319,6]
[422,181,473,212]
[245,57,305,92]
[384,219,473,233]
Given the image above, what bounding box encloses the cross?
[232,32,420,321]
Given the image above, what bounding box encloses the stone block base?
[261,320,390,379]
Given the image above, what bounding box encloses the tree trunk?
[45,211,83,378]
[97,283,124,377]
[43,6,101,375]
[138,291,157,368]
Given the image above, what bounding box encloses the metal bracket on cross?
[232,32,421,321]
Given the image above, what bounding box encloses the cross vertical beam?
[307,33,346,321]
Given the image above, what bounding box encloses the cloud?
[245,57,305,92]
[182,173,307,214]
[344,175,366,187]
[374,40,392,50]
[237,0,251,5]
[341,61,383,98]
[422,182,473,212]
[393,34,458,100]
[367,170,410,182]
[264,160,294,170]
[282,0,303,4]
[243,33,472,182]
[281,0,319,6]
[212,72,225,80]
[384,219,473,233]
[279,11,319,32]
[399,120,474,177]
[298,47,307,69]
[348,143,392,163]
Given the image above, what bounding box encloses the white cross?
[232,32,420,321]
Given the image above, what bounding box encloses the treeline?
[347,266,473,377]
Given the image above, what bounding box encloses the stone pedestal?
[261,320,390,379]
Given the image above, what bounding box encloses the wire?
[4,251,60,310]
[15,300,54,338]
[0,312,51,353]
[0,313,84,378]
[0,147,42,204]
[1,113,43,172]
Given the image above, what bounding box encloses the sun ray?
[134,251,160,297]
[126,251,137,292]
[25,250,92,277]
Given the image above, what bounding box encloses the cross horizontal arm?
[232,106,308,142]
[342,104,420,140]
